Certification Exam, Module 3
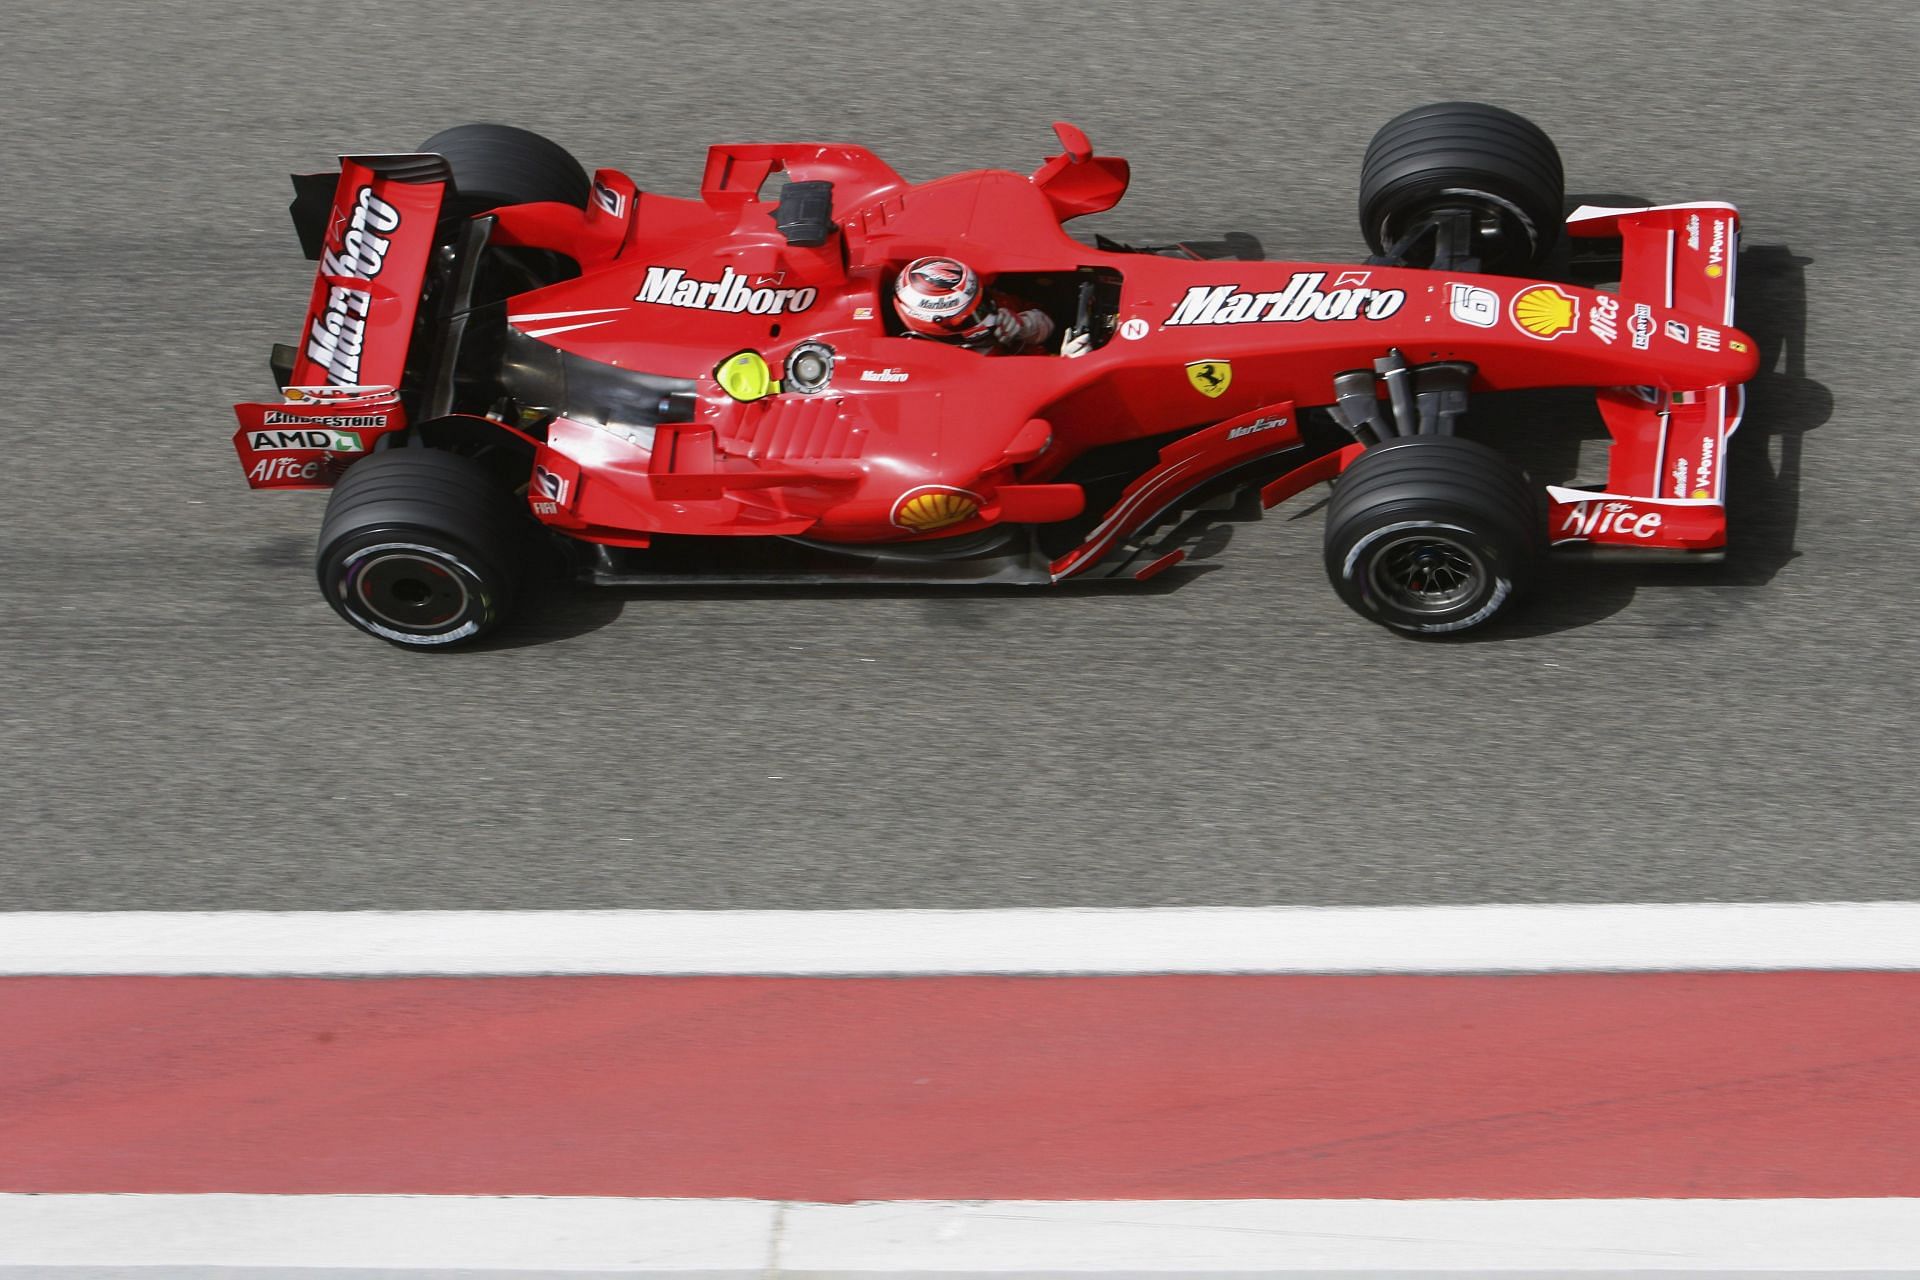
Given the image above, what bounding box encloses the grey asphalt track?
[1,0,1913,910]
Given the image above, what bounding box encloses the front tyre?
[316,450,530,649]
[1359,101,1564,274]
[1323,436,1544,636]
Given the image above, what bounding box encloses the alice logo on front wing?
[1559,499,1663,541]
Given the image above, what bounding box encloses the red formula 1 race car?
[234,103,1758,647]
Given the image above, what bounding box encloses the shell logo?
[891,486,980,532]
[1510,284,1579,340]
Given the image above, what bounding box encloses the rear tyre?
[1359,102,1565,274]
[1323,436,1544,636]
[418,122,591,216]
[419,123,589,304]
[316,450,531,649]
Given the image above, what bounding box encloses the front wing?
[1550,202,1749,556]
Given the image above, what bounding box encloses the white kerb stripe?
[0,1196,1915,1271]
[2,903,1919,975]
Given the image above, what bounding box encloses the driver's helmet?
[893,256,993,338]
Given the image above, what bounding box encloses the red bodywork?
[235,126,1760,571]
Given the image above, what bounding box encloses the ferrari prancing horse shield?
[1186,360,1232,398]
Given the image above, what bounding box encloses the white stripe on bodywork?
[1651,391,1673,497]
[1664,227,1676,308]
[1726,221,1741,324]
[1715,384,1729,500]
[1052,456,1203,578]
[507,307,628,323]
[1545,485,1720,507]
[1567,199,1741,224]
[521,318,621,339]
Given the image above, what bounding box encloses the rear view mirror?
[1051,121,1093,163]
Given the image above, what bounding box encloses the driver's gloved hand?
[991,307,1055,352]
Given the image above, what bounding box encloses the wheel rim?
[1380,188,1540,268]
[1367,532,1486,615]
[347,545,473,633]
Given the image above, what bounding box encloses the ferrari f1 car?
[233,103,1758,646]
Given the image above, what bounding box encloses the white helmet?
[893,256,991,338]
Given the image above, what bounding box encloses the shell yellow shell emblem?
[892,487,980,532]
[1509,285,1578,340]
[1186,360,1232,398]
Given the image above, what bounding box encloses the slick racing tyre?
[316,449,532,649]
[419,123,591,215]
[1359,102,1564,274]
[1323,436,1544,636]
[419,123,589,299]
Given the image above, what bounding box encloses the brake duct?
[1327,348,1475,444]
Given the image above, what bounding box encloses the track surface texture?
[1,1,1912,910]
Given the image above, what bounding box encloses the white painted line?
[0,1196,1916,1272]
[0,1195,772,1270]
[1,904,1919,975]
[783,1198,1920,1271]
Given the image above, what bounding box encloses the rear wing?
[287,154,449,389]
[1550,202,1753,556]
[231,155,448,489]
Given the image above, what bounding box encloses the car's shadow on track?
[478,486,1272,650]
[1468,237,1828,640]
[478,561,1231,651]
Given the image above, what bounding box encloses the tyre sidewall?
[1329,507,1524,635]
[319,527,510,649]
